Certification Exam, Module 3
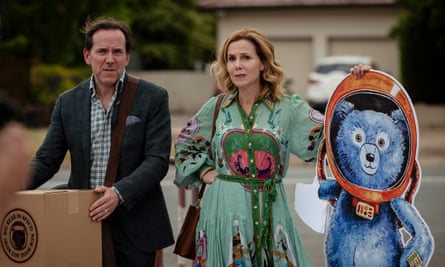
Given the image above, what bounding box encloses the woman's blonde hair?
[210,28,286,101]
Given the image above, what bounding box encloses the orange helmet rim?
[324,70,418,202]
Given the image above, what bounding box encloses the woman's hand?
[201,169,217,184]
[350,64,372,79]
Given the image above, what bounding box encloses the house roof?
[197,0,397,9]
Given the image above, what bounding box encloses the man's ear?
[83,49,91,64]
[125,53,131,67]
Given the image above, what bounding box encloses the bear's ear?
[391,109,408,137]
[334,100,354,121]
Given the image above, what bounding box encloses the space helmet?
[318,70,419,203]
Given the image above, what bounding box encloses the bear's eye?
[351,128,365,146]
[376,132,390,150]
[378,138,385,147]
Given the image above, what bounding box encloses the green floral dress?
[174,93,324,267]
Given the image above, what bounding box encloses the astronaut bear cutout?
[316,70,434,267]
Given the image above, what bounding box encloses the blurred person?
[0,94,31,210]
[26,17,174,267]
[174,28,324,267]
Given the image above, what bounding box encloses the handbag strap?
[198,94,224,200]
[104,75,139,186]
[208,94,224,160]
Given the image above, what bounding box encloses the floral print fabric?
[175,93,324,266]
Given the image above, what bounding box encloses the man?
[0,94,31,211]
[27,17,174,267]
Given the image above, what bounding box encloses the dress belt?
[217,174,282,265]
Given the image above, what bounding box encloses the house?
[197,0,400,96]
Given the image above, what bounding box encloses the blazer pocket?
[126,115,141,126]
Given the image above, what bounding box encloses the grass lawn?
[26,128,47,153]
[26,128,71,169]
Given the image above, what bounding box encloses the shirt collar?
[89,70,126,97]
[221,91,275,111]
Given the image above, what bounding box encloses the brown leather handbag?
[173,183,206,259]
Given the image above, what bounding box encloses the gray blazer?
[30,74,174,252]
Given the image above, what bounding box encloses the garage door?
[273,38,312,96]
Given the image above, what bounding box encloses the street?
[40,164,444,267]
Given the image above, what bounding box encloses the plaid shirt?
[89,73,125,189]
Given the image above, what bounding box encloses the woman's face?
[226,39,264,92]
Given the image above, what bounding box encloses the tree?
[0,0,216,125]
[128,0,216,69]
[0,0,128,66]
[0,0,215,69]
[391,0,445,103]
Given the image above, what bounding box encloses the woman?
[174,28,325,266]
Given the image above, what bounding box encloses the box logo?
[1,209,38,263]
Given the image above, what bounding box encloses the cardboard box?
[0,190,101,266]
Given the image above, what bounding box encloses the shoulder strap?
[208,94,224,160]
[198,94,225,199]
[104,75,139,186]
[211,94,224,141]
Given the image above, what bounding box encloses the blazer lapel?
[77,80,92,163]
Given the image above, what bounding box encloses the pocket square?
[126,115,141,126]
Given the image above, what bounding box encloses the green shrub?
[30,64,90,105]
[25,65,90,126]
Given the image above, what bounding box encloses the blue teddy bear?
[318,100,434,267]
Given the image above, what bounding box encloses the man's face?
[83,29,130,90]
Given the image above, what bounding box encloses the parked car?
[305,55,376,113]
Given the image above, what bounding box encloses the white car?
[305,56,375,113]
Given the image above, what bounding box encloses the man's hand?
[89,186,120,221]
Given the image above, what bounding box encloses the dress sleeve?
[288,94,325,162]
[174,96,219,187]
